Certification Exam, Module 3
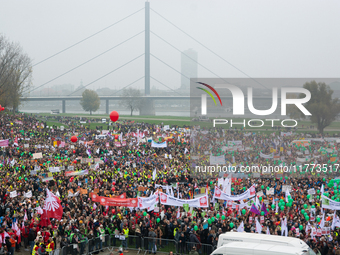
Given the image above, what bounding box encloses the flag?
[255,218,262,234]
[152,168,157,180]
[13,137,18,146]
[237,221,244,232]
[250,203,260,215]
[39,210,52,227]
[266,227,271,235]
[261,203,268,216]
[281,218,288,236]
[321,184,324,195]
[176,208,180,219]
[320,213,325,228]
[43,188,63,220]
[24,211,28,222]
[331,211,340,230]
[93,203,97,210]
[36,206,43,215]
[285,188,291,203]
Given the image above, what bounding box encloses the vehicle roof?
[213,242,305,255]
[218,232,308,249]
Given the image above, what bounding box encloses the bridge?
[23,2,269,115]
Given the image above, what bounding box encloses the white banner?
[151,141,167,148]
[24,191,32,198]
[213,185,256,201]
[260,152,274,159]
[322,195,340,210]
[228,141,242,146]
[138,192,159,209]
[159,192,208,208]
[210,155,226,165]
[10,191,17,198]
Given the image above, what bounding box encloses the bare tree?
[0,34,32,111]
[121,88,142,116]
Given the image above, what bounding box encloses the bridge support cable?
[150,76,181,96]
[109,76,145,96]
[68,53,145,96]
[150,53,190,81]
[33,7,145,67]
[26,31,145,94]
[150,8,268,90]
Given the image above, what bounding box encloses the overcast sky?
[1,0,340,93]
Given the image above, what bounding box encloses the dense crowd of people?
[0,113,340,255]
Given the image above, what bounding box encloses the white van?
[217,233,313,254]
[212,242,312,255]
[102,118,107,123]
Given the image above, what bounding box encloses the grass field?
[30,112,340,134]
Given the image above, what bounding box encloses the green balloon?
[208,219,211,225]
[301,209,305,214]
[304,204,307,209]
[211,217,215,222]
[261,211,264,216]
[143,212,147,216]
[305,215,309,221]
[216,214,220,219]
[280,206,284,211]
[229,222,234,228]
[261,185,264,189]
[271,204,275,209]
[156,218,160,223]
[221,215,226,220]
[242,209,246,215]
[307,195,310,199]
[194,225,198,231]
[299,225,303,231]
[316,217,321,223]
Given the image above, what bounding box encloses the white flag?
[237,221,244,232]
[320,213,325,228]
[285,188,291,203]
[266,227,270,235]
[176,208,180,219]
[152,168,157,180]
[255,218,262,234]
[281,218,288,237]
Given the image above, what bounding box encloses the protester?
[0,113,340,255]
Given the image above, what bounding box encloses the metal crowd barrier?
[49,234,214,255]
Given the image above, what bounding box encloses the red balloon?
[113,161,117,165]
[110,111,119,122]
[114,135,118,140]
[71,136,77,143]
[73,150,76,154]
[112,209,115,214]
[74,160,77,164]
[112,187,115,191]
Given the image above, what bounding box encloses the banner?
[228,141,242,147]
[32,152,43,159]
[213,185,256,201]
[260,152,274,159]
[138,192,159,209]
[98,197,138,207]
[0,139,9,147]
[159,192,208,208]
[322,195,340,210]
[24,191,32,198]
[10,191,17,198]
[210,155,226,165]
[151,141,167,148]
[65,170,88,177]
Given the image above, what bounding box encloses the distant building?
[181,48,197,90]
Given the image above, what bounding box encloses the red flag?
[43,189,63,220]
[13,137,18,146]
[39,210,52,227]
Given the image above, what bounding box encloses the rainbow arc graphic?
[196,82,222,106]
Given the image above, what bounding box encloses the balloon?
[194,225,198,231]
[231,187,234,191]
[271,204,275,209]
[211,217,215,222]
[115,135,118,139]
[110,111,119,122]
[73,150,76,153]
[157,218,160,223]
[261,211,264,216]
[259,197,262,201]
[299,225,303,231]
[242,209,246,215]
[73,160,77,164]
[301,209,305,214]
[114,161,117,165]
[261,185,264,189]
[317,217,321,223]
[304,204,307,209]
[307,194,310,199]
[229,222,234,228]
[208,219,211,225]
[305,215,309,221]
[71,136,77,143]
[280,206,284,211]
[216,214,220,219]
[143,212,147,216]
[210,181,213,185]
[111,187,115,191]
[221,215,226,220]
